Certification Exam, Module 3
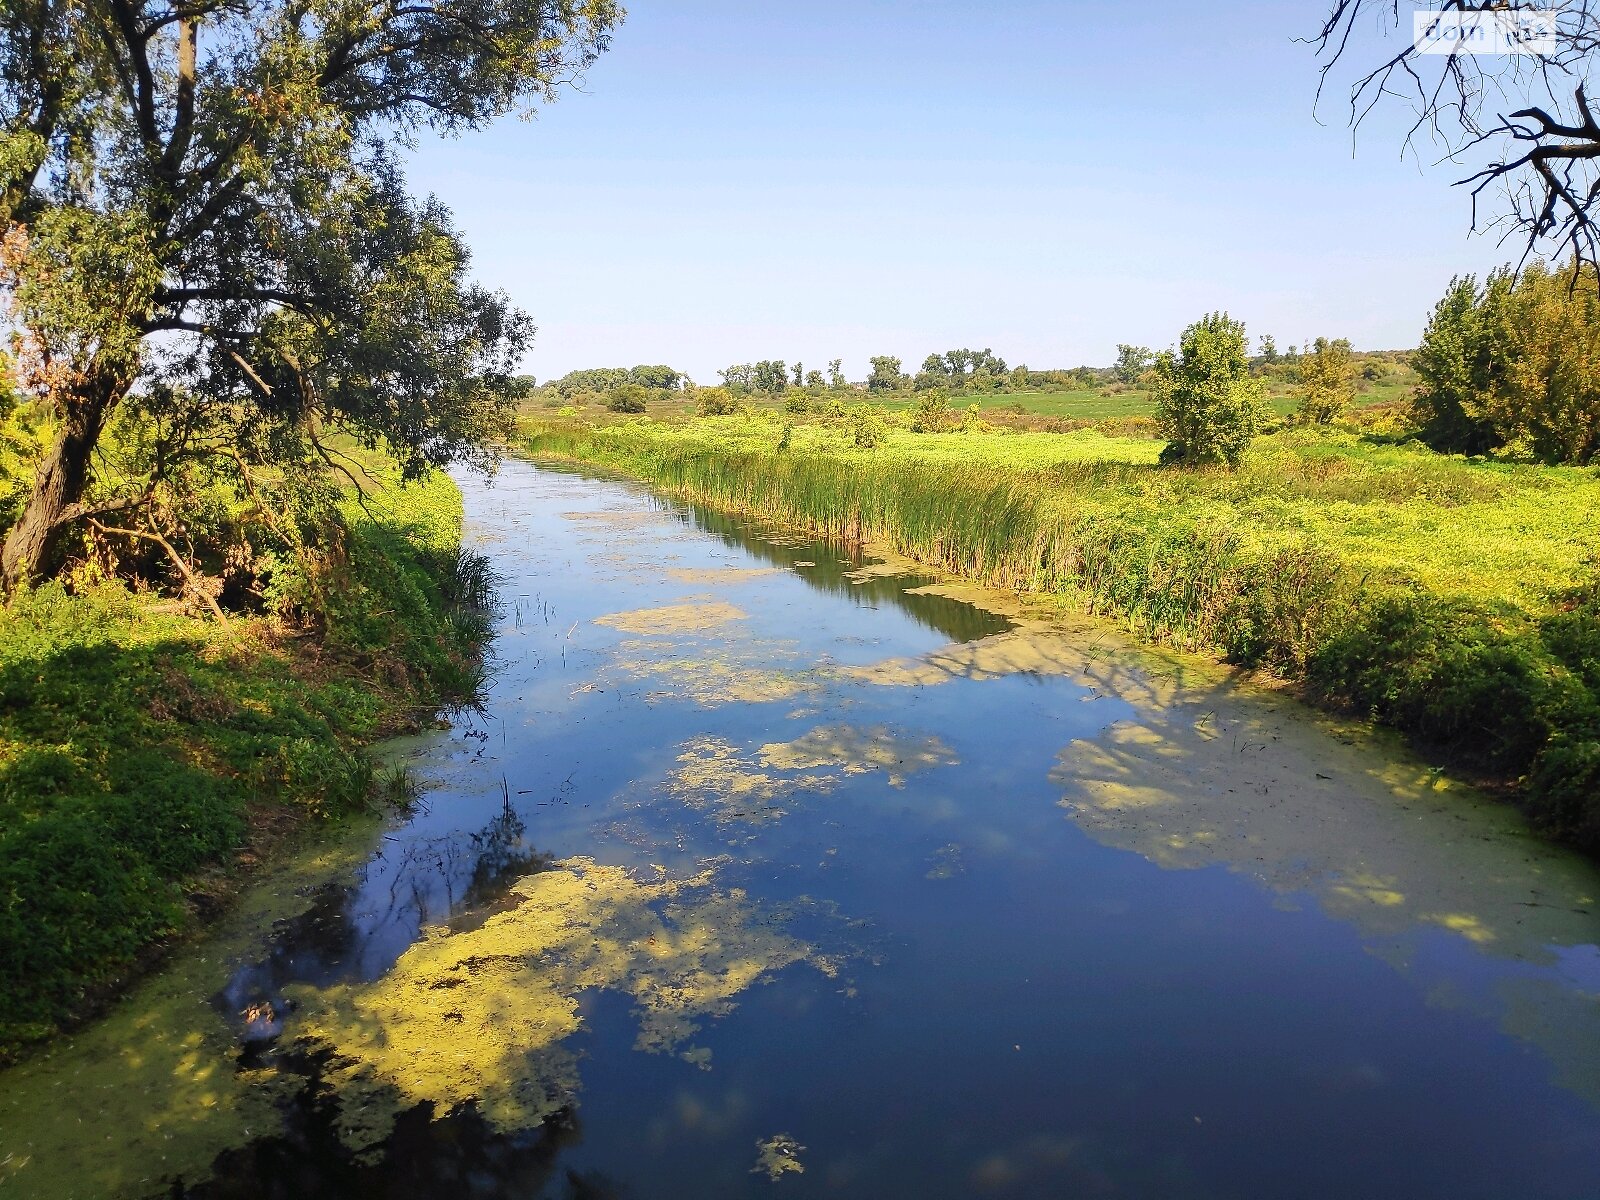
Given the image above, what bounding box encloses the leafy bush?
[1413,261,1600,464]
[850,406,889,448]
[1151,312,1266,467]
[1295,337,1354,425]
[1526,738,1600,847]
[695,387,741,417]
[911,391,954,433]
[605,384,649,414]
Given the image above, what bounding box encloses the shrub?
[695,387,741,417]
[1151,312,1266,467]
[911,390,954,433]
[1295,337,1355,424]
[0,461,496,1056]
[605,384,649,414]
[1526,738,1600,851]
[850,405,889,448]
[1410,261,1600,464]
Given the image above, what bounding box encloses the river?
[3,458,1599,1198]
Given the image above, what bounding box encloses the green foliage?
[850,405,890,449]
[719,361,788,396]
[0,463,493,1058]
[695,387,742,417]
[1411,274,1506,455]
[1482,262,1600,464]
[0,0,622,583]
[909,348,1009,395]
[605,384,649,414]
[0,358,43,532]
[552,366,685,398]
[1151,313,1267,467]
[868,356,906,392]
[523,416,1600,854]
[1114,344,1153,384]
[1295,337,1355,424]
[911,390,954,433]
[1412,261,1600,464]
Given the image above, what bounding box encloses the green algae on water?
[663,736,837,825]
[0,816,386,1200]
[594,601,747,635]
[605,638,823,708]
[752,1133,806,1180]
[286,856,839,1151]
[759,724,958,789]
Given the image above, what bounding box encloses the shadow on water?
[1019,636,1600,1105]
[167,1051,617,1200]
[524,460,1009,643]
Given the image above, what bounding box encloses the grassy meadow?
[0,459,493,1059]
[528,355,1421,429]
[521,411,1600,851]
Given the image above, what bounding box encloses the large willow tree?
[0,0,620,586]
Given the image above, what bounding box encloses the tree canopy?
[1150,312,1265,467]
[1295,336,1355,425]
[1413,261,1600,464]
[0,0,621,585]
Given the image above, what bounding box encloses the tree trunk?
[0,376,118,589]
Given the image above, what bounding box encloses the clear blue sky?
[403,0,1515,382]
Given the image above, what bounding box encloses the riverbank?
[0,463,494,1061]
[520,415,1600,852]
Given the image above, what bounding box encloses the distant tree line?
[549,365,687,397]
[535,365,689,414]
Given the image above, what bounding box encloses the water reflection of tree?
[168,1054,624,1199]
[460,801,557,916]
[214,803,554,1036]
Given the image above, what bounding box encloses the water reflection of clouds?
[1046,637,1600,1105]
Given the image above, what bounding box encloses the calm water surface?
[5,459,1600,1199]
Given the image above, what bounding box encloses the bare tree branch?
[1315,1,1600,271]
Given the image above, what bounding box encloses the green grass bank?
[523,415,1600,852]
[0,465,493,1060]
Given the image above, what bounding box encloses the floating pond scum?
[3,459,1599,1199]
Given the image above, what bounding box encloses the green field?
[522,412,1600,851]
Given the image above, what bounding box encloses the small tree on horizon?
[867,356,905,392]
[1114,344,1153,384]
[1295,336,1355,424]
[1151,313,1265,467]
